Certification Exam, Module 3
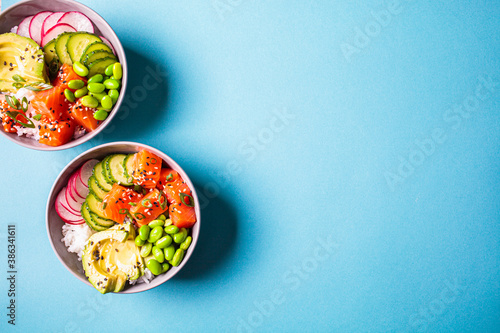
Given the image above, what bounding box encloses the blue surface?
[1,0,499,332]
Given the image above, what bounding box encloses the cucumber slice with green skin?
[90,211,115,228]
[86,193,108,219]
[106,154,133,186]
[83,50,116,67]
[43,39,58,65]
[80,41,113,63]
[88,57,117,78]
[101,156,115,186]
[123,154,136,181]
[55,32,74,65]
[93,162,113,191]
[81,202,107,231]
[88,175,108,201]
[66,32,102,64]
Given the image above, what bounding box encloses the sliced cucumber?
[93,162,113,191]
[83,50,116,67]
[55,32,74,65]
[66,33,102,64]
[81,202,107,231]
[88,57,117,78]
[101,155,115,186]
[43,39,58,65]
[86,193,107,219]
[80,41,113,63]
[88,175,108,201]
[123,153,136,181]
[90,211,115,228]
[106,154,133,186]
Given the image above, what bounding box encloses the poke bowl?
[0,0,127,150]
[46,142,200,294]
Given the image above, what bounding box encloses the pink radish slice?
[29,11,53,45]
[70,173,87,199]
[42,12,65,36]
[66,174,82,202]
[41,23,76,47]
[99,36,115,54]
[58,11,94,33]
[64,219,85,225]
[78,159,99,188]
[65,185,84,213]
[17,16,34,38]
[55,188,83,223]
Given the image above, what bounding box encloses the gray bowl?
[0,0,127,150]
[46,142,200,293]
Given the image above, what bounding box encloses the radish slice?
[79,159,99,187]
[99,36,115,54]
[66,173,83,202]
[70,173,86,200]
[65,185,84,213]
[64,219,85,225]
[56,188,84,223]
[17,16,34,38]
[41,23,76,47]
[29,11,53,45]
[58,11,94,33]
[42,12,65,36]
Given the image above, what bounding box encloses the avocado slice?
[82,223,144,294]
[0,33,49,93]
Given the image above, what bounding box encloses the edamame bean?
[164,245,175,261]
[64,89,75,102]
[146,258,162,275]
[161,263,170,273]
[101,95,113,110]
[89,92,107,102]
[156,235,172,249]
[68,79,85,90]
[139,225,150,240]
[152,246,165,263]
[171,248,185,267]
[93,109,108,121]
[88,82,105,93]
[81,95,98,108]
[103,78,120,90]
[173,228,188,244]
[135,235,145,247]
[165,225,178,234]
[72,61,89,77]
[108,89,119,104]
[88,74,103,83]
[113,62,122,79]
[74,87,88,98]
[148,219,164,228]
[158,214,167,221]
[163,218,172,227]
[140,242,153,257]
[180,236,192,250]
[105,64,114,76]
[148,226,163,243]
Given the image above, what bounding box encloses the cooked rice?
[61,223,95,261]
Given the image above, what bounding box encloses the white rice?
[10,26,18,34]
[61,223,95,261]
[129,268,154,285]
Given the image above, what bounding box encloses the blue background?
[1,0,499,332]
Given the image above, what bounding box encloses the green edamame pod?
[161,263,170,273]
[164,225,178,234]
[173,228,188,244]
[68,79,85,90]
[101,95,113,110]
[156,235,172,249]
[103,78,120,90]
[146,258,162,275]
[81,95,98,108]
[72,61,89,77]
[64,89,75,102]
[152,246,165,263]
[140,242,153,257]
[113,62,122,80]
[108,89,119,104]
[88,74,103,84]
[164,245,175,261]
[135,235,146,247]
[88,82,105,93]
[93,109,108,121]
[180,236,192,250]
[148,226,163,243]
[105,64,114,76]
[139,225,150,240]
[148,219,164,228]
[171,248,185,267]
[74,87,88,98]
